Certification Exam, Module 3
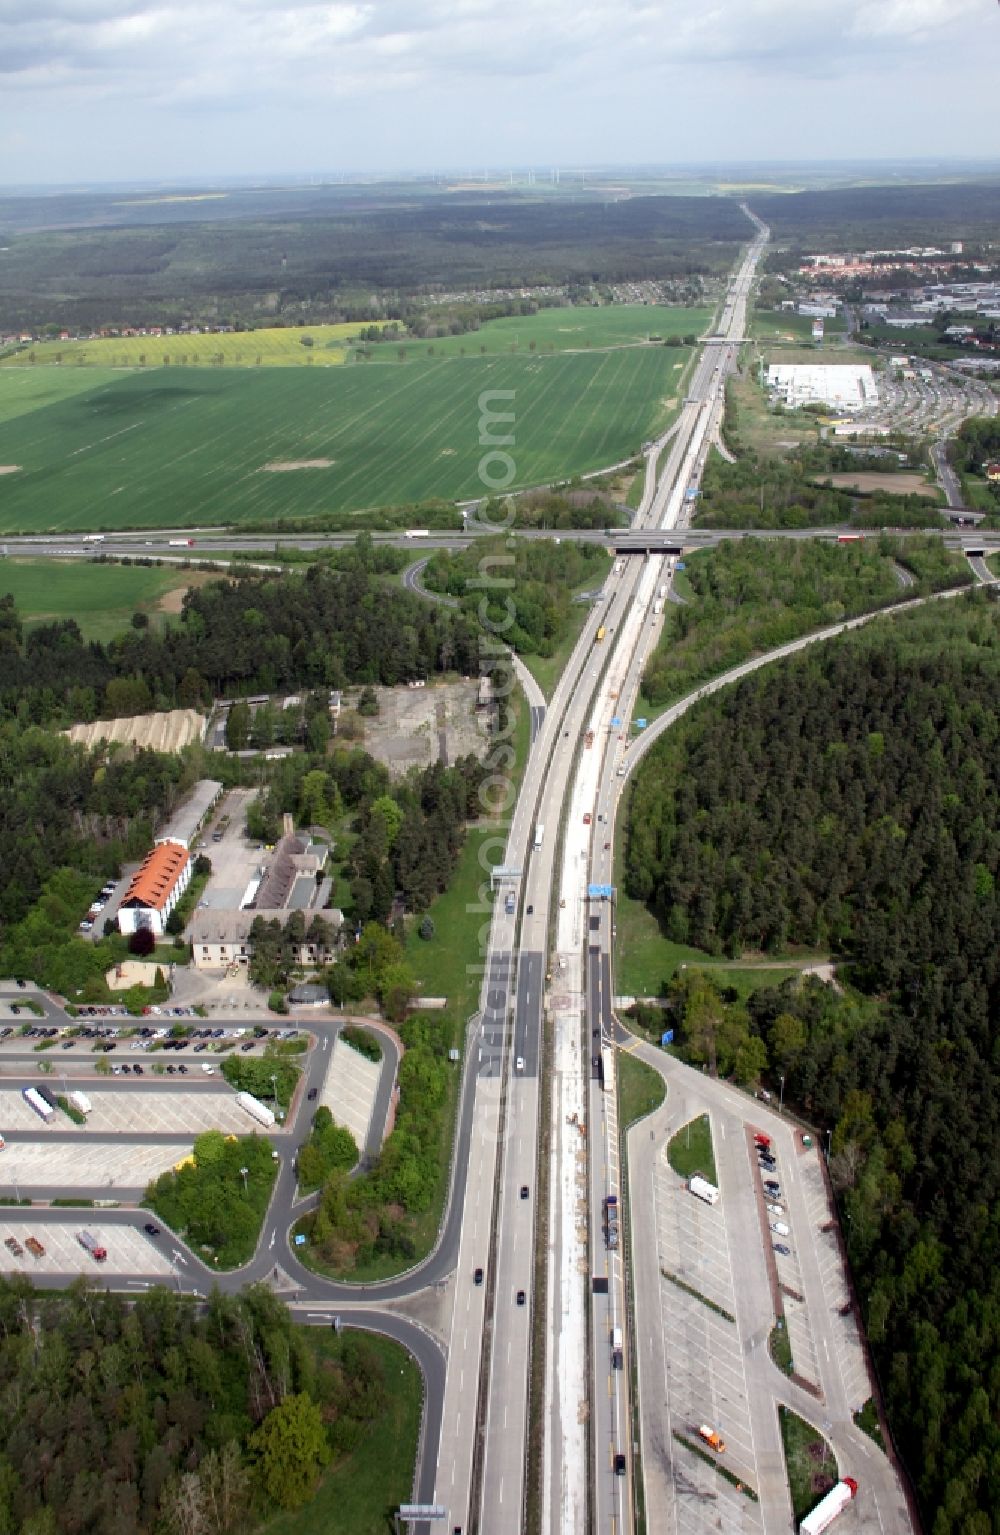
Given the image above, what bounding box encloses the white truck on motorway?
[799,1479,858,1535]
[688,1175,720,1206]
[236,1091,276,1128]
[533,824,544,851]
[69,1090,92,1116]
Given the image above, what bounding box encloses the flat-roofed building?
[766,363,878,413]
[155,779,224,851]
[118,843,192,936]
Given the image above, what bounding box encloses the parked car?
[307,1087,318,1101]
[144,1223,160,1237]
[774,1243,791,1257]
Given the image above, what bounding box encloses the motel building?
[117,842,192,938]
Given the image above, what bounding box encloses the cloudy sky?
[0,0,996,184]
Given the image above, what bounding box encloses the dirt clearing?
[345,681,490,777]
[261,459,334,471]
[820,471,939,498]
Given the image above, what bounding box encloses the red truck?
[77,1230,107,1262]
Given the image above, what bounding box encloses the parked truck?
[77,1230,107,1262]
[697,1425,726,1454]
[69,1090,92,1116]
[236,1091,276,1129]
[799,1479,858,1535]
[22,1086,54,1123]
[689,1175,720,1206]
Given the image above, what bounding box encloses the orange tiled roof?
[121,842,190,911]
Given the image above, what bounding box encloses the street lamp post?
[779,1074,785,1115]
[825,1128,833,1161]
[240,1166,249,1194]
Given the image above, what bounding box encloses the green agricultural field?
[0,321,386,371]
[0,368,112,426]
[396,305,711,360]
[0,556,198,641]
[0,347,686,532]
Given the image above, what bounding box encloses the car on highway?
[582,813,592,825]
[516,1289,526,1306]
[474,1267,484,1286]
[614,1453,626,1476]
[520,1185,529,1199]
[307,1087,318,1100]
[612,1348,623,1370]
[144,1223,160,1237]
[773,1243,790,1257]
[515,1056,525,1072]
[527,904,533,915]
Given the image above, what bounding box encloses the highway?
[0,201,959,1534]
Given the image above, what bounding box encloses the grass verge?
[617,1051,665,1128]
[853,1398,886,1451]
[406,684,530,1017]
[520,555,612,700]
[779,1406,839,1524]
[667,1114,717,1183]
[672,1432,758,1500]
[257,1329,421,1535]
[769,1318,793,1375]
[661,1268,735,1323]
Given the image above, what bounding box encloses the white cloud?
[0,0,993,176]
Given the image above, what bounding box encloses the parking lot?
[1,1140,183,1189]
[0,1086,254,1136]
[197,788,263,909]
[0,1221,174,1278]
[321,1035,381,1151]
[652,1149,764,1528]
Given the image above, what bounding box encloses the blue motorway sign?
[634,718,648,730]
[611,715,622,728]
[588,884,614,899]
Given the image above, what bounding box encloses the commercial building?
[766,363,878,413]
[118,843,192,936]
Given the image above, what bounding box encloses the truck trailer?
[77,1230,107,1262]
[799,1479,858,1535]
[236,1091,276,1129]
[689,1175,720,1206]
[22,1087,54,1123]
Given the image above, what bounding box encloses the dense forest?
[950,416,1000,511]
[625,596,1000,1527]
[422,535,610,657]
[696,433,944,532]
[640,536,968,707]
[0,1278,402,1534]
[755,180,1000,259]
[0,188,747,331]
[0,564,480,727]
